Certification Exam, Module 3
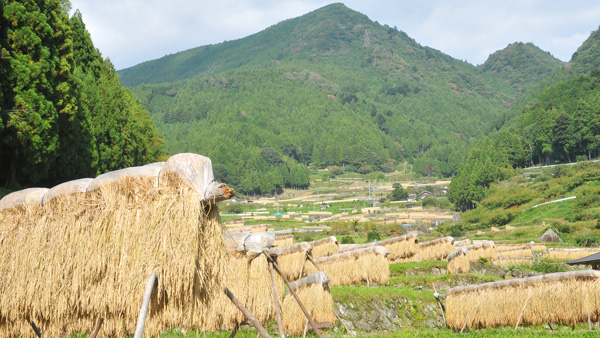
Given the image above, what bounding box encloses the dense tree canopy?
[0,1,164,189]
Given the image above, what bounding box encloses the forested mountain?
[0,0,164,189]
[119,3,565,196]
[449,26,600,212]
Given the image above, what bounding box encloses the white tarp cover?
[224,232,275,253]
[288,271,330,291]
[86,162,164,192]
[0,188,49,211]
[242,233,275,253]
[159,153,220,199]
[42,178,93,204]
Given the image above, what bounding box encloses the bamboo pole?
[88,317,104,338]
[134,270,157,338]
[225,287,272,338]
[229,324,239,338]
[514,289,532,331]
[30,320,42,338]
[460,303,479,333]
[432,284,446,327]
[267,255,323,338]
[269,261,286,338]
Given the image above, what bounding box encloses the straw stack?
[267,242,313,281]
[308,236,339,258]
[493,257,533,266]
[464,241,497,262]
[204,233,283,330]
[496,246,533,258]
[495,243,546,252]
[282,271,335,336]
[543,248,600,260]
[446,270,600,329]
[305,246,390,286]
[0,153,230,338]
[226,224,268,234]
[274,235,295,247]
[339,234,419,261]
[454,239,471,247]
[416,236,455,261]
[447,247,470,274]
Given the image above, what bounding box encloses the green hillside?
[121,3,563,196]
[448,26,600,212]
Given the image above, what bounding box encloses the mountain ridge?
[121,3,568,195]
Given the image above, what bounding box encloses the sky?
[68,0,600,70]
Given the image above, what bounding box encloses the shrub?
[574,232,600,247]
[340,236,355,244]
[554,222,573,234]
[367,230,381,242]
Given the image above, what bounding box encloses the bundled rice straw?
[226,224,268,234]
[0,153,230,338]
[495,242,546,252]
[282,271,335,336]
[417,236,455,261]
[454,239,471,247]
[464,241,497,262]
[493,257,533,266]
[204,233,284,330]
[447,247,470,274]
[274,235,295,247]
[496,246,533,258]
[308,236,339,258]
[304,246,390,286]
[446,270,600,329]
[267,242,313,281]
[338,234,419,261]
[543,248,600,260]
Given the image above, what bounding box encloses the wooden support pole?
[229,323,239,338]
[88,317,104,338]
[225,287,272,338]
[307,254,321,271]
[589,311,592,331]
[30,320,42,338]
[267,255,323,338]
[134,270,157,338]
[432,284,446,328]
[269,261,286,338]
[460,303,479,333]
[514,289,532,332]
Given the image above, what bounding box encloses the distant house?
[408,194,417,202]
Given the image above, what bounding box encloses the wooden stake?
[134,270,157,338]
[225,287,272,338]
[267,256,323,338]
[302,319,309,338]
[332,307,355,336]
[460,303,479,333]
[229,324,239,338]
[307,254,321,271]
[88,317,104,338]
[514,289,532,332]
[30,320,42,338]
[589,311,592,331]
[432,284,446,327]
[269,261,286,338]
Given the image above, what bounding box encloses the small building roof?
[567,251,600,266]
